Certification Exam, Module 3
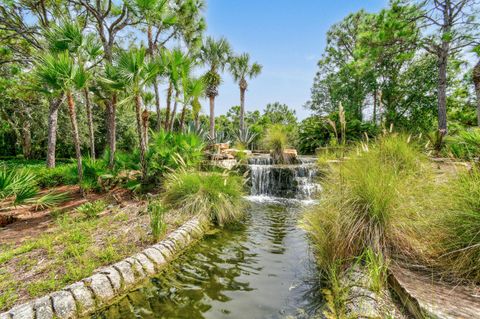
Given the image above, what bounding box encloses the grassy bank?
[303,134,480,314]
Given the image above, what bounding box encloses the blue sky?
[202,0,388,120]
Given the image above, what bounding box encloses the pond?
[92,157,322,319]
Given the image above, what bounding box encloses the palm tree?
[200,36,231,140]
[180,76,204,131]
[229,53,262,136]
[114,48,158,181]
[35,52,89,194]
[165,48,189,131]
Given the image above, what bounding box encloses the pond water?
[92,157,322,319]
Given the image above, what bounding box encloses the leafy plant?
[31,191,71,211]
[147,130,204,178]
[76,200,106,219]
[148,200,167,241]
[161,169,245,226]
[262,124,289,163]
[0,167,38,206]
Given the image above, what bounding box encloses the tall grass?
[262,124,289,163]
[161,169,245,226]
[302,134,429,274]
[148,200,167,240]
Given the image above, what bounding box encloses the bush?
[161,170,245,226]
[430,168,480,282]
[148,131,204,179]
[76,200,106,219]
[262,124,289,163]
[302,134,429,273]
[444,128,480,160]
[148,200,167,241]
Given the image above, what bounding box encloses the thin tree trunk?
[194,114,200,131]
[153,78,162,131]
[179,104,187,132]
[164,82,172,130]
[142,109,149,148]
[473,60,480,127]
[84,88,95,159]
[135,95,147,181]
[240,87,245,135]
[169,89,179,132]
[437,47,449,138]
[46,96,62,168]
[373,87,377,125]
[66,92,84,195]
[21,120,32,160]
[209,95,215,140]
[107,95,117,168]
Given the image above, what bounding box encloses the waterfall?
[247,156,320,200]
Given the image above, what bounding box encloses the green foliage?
[161,170,245,226]
[0,166,38,205]
[432,168,480,282]
[32,191,71,211]
[147,130,204,178]
[148,200,167,241]
[262,124,289,162]
[302,134,427,272]
[362,248,388,293]
[76,200,106,219]
[444,128,480,160]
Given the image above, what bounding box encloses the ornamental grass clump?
[262,124,289,163]
[302,134,430,275]
[161,170,245,226]
[429,167,480,282]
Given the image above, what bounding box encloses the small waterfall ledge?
[247,155,321,200]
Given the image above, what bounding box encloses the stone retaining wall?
[0,216,209,319]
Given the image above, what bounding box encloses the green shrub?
[0,166,39,206]
[148,200,167,240]
[444,128,480,160]
[76,200,107,219]
[302,134,428,273]
[35,164,78,188]
[148,131,204,178]
[161,170,245,226]
[262,124,289,163]
[431,168,480,282]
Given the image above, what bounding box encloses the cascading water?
[248,155,320,200]
[94,154,323,319]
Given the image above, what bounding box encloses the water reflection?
[91,201,323,319]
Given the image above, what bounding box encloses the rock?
[97,267,122,293]
[64,282,95,316]
[113,261,136,288]
[131,253,155,275]
[124,257,146,279]
[9,303,34,319]
[50,291,76,319]
[143,247,166,268]
[0,312,11,319]
[84,274,114,303]
[152,243,174,261]
[33,296,54,319]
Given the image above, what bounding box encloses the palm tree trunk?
[142,109,149,148]
[135,95,147,181]
[169,89,179,132]
[194,113,200,131]
[107,94,117,168]
[164,81,172,130]
[209,95,215,140]
[66,92,84,195]
[240,87,246,135]
[84,88,95,159]
[46,96,63,168]
[179,104,187,132]
[473,60,480,127]
[153,78,162,131]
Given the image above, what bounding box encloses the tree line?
[306,0,480,149]
[0,0,262,185]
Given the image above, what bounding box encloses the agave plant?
[234,126,258,149]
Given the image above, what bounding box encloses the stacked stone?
[0,217,208,319]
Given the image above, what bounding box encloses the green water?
[91,200,322,319]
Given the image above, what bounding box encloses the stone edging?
[0,216,209,319]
